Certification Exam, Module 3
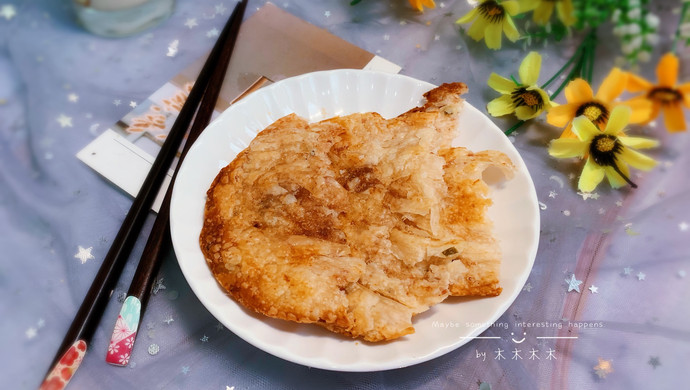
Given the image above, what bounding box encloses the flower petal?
[456,7,478,24]
[618,97,653,124]
[571,115,600,141]
[467,18,487,41]
[409,0,423,11]
[502,1,521,15]
[548,138,587,158]
[422,0,436,9]
[532,2,554,25]
[503,16,520,42]
[556,0,576,26]
[661,103,687,132]
[547,103,578,127]
[487,94,515,117]
[484,22,503,50]
[650,101,662,121]
[578,158,605,192]
[657,52,679,88]
[604,105,631,135]
[488,73,516,94]
[677,83,690,107]
[564,78,594,103]
[515,105,540,120]
[618,136,660,150]
[519,52,541,86]
[625,73,653,93]
[618,147,657,171]
[604,164,630,189]
[518,0,538,12]
[595,68,627,102]
[559,122,578,139]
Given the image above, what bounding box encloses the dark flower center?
[575,102,609,126]
[589,134,637,188]
[478,1,505,24]
[511,87,544,110]
[648,87,682,105]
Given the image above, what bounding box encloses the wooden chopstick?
[105,0,248,367]
[40,2,248,388]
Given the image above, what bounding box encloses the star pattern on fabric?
[74,246,95,264]
[0,4,16,20]
[56,114,73,128]
[548,190,558,198]
[324,10,331,18]
[152,278,166,295]
[200,334,209,342]
[184,18,198,29]
[648,356,660,369]
[215,3,227,15]
[167,40,179,57]
[206,28,219,38]
[623,267,634,276]
[588,285,598,294]
[129,101,137,108]
[181,365,190,375]
[67,93,79,103]
[25,327,37,339]
[522,282,532,292]
[679,270,687,278]
[163,315,174,325]
[215,322,225,331]
[593,357,613,379]
[679,222,689,232]
[636,272,646,281]
[565,274,582,293]
[578,191,600,200]
[113,99,122,106]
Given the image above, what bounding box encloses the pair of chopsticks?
[40,1,248,388]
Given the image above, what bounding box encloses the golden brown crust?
[200,82,514,342]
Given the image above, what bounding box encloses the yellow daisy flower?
[520,0,576,26]
[487,51,556,120]
[625,52,690,132]
[456,0,521,50]
[548,106,658,192]
[547,68,652,139]
[409,0,436,12]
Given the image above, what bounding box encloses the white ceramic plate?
[169,69,540,372]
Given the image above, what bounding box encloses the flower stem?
[672,2,690,54]
[504,120,525,136]
[541,47,581,89]
[549,30,597,99]
[585,32,596,83]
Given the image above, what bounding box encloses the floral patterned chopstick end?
[105,296,141,366]
[40,340,87,390]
